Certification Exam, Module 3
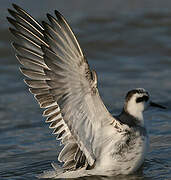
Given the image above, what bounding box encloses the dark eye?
[136,96,149,103]
[136,97,143,103]
[144,96,149,102]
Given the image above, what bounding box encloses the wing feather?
[8,4,114,170]
[13,43,44,64]
[24,79,48,88]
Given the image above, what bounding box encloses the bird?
[7,4,166,179]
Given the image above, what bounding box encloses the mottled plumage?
[7,4,166,179]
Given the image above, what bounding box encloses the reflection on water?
[70,167,152,180]
[0,0,171,180]
[72,174,147,180]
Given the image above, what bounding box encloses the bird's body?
[7,4,165,179]
[99,123,147,171]
[41,115,149,179]
[90,121,148,176]
[39,119,149,179]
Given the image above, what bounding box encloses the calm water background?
[0,0,171,180]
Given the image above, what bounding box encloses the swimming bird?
[7,4,166,179]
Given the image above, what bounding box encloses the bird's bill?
[150,101,166,109]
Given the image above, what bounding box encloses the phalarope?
[7,4,166,179]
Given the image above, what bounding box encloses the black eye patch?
[136,96,149,103]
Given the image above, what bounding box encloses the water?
[0,1,171,180]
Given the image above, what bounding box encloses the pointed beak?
[150,101,166,109]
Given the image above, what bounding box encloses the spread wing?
[8,4,114,169]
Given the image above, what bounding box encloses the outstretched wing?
[8,4,114,169]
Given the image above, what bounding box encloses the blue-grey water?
[0,0,171,180]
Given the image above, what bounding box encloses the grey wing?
[7,4,114,169]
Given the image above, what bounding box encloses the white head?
[124,88,166,125]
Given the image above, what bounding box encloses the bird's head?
[124,88,166,121]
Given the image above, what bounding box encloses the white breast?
[94,126,149,176]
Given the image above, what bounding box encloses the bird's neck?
[118,108,145,127]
